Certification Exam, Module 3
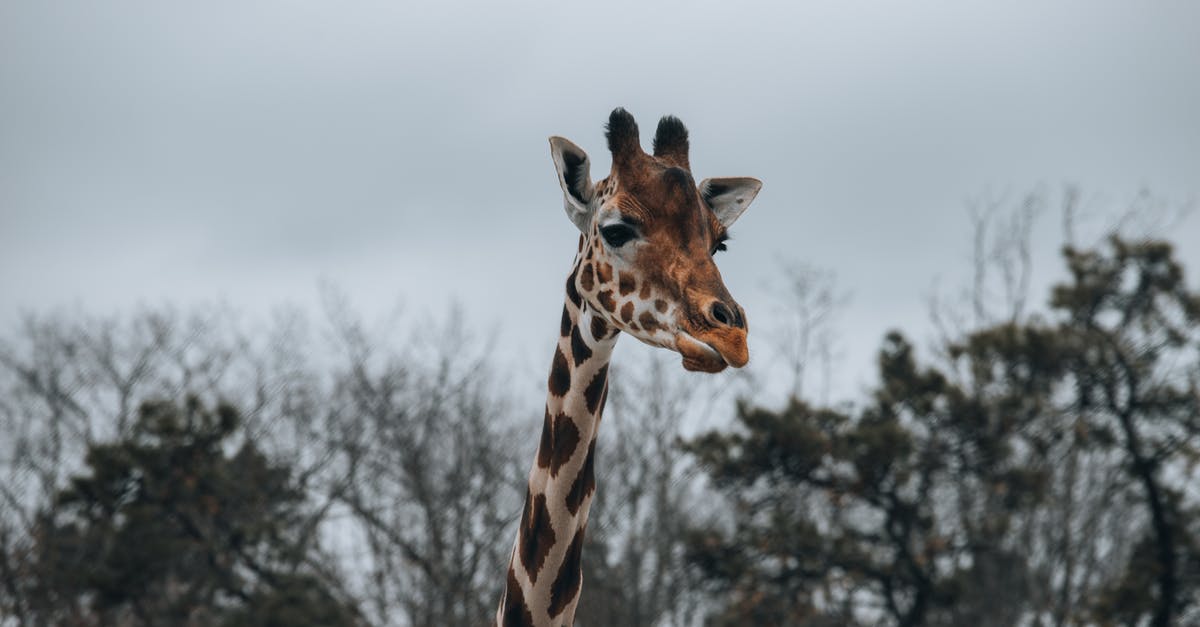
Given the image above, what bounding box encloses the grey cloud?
[2,1,1198,402]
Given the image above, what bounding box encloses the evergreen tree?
[22,397,360,626]
[685,237,1200,625]
[685,333,1050,626]
[1051,238,1200,626]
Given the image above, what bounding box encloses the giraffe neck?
[498,254,617,626]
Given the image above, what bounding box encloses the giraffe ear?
[700,177,762,228]
[549,136,596,232]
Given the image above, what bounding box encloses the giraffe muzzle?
[675,330,749,373]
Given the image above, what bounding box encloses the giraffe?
[497,108,761,626]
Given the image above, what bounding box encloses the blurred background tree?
[18,397,359,626]
[1,201,1199,626]
[682,236,1200,626]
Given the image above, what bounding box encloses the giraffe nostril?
[708,301,746,329]
[710,302,732,327]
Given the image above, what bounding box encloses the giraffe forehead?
[588,164,727,300]
[608,189,718,247]
[620,166,697,210]
[600,159,721,236]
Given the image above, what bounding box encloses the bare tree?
[575,353,715,626]
[311,299,526,626]
[765,261,847,405]
[0,299,527,626]
[0,305,318,625]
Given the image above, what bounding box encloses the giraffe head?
[549,108,761,373]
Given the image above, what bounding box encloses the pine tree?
[685,237,1200,625]
[23,397,360,626]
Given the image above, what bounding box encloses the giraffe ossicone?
[498,108,761,626]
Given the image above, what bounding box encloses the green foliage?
[24,397,360,626]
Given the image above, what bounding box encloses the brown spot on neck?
[565,268,582,308]
[502,567,535,626]
[590,315,612,342]
[564,440,596,516]
[548,413,581,477]
[536,408,553,469]
[580,263,594,291]
[569,325,592,367]
[548,347,571,397]
[518,490,556,583]
[583,364,608,415]
[547,525,587,618]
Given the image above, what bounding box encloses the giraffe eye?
[712,235,729,255]
[600,224,638,248]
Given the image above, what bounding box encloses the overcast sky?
[3,1,1198,406]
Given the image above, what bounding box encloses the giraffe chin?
[676,332,745,373]
[681,354,728,373]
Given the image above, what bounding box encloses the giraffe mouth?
[675,332,730,373]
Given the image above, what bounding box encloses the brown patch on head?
[565,440,596,515]
[549,413,581,477]
[638,311,659,332]
[598,290,616,312]
[579,263,594,292]
[596,262,612,285]
[503,567,535,627]
[569,326,592,367]
[620,301,635,324]
[618,272,636,296]
[547,525,587,618]
[639,282,652,300]
[518,490,556,583]
[548,347,571,397]
[583,365,608,415]
[655,299,668,313]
